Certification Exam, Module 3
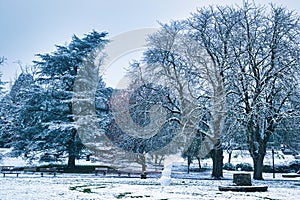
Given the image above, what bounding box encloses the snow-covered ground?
[1,148,300,199]
[0,172,299,200]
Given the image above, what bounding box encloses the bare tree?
[230,4,299,180]
[187,5,240,178]
[189,3,300,180]
[129,21,225,179]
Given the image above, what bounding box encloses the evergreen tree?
[0,57,9,147]
[0,73,36,149]
[33,31,108,167]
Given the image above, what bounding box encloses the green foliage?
[82,188,92,193]
[116,192,132,199]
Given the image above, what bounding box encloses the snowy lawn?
[1,149,299,199]
[0,171,299,200]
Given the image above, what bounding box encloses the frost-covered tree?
[227,4,299,180]
[132,2,300,180]
[182,112,210,173]
[189,3,300,179]
[182,133,204,173]
[0,57,6,146]
[33,31,108,167]
[104,80,180,175]
[187,5,245,178]
[4,73,40,153]
[130,22,225,179]
[0,72,38,149]
[0,56,6,98]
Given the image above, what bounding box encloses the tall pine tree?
[33,31,108,167]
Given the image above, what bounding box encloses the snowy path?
[0,172,299,200]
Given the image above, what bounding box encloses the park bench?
[39,167,58,177]
[118,170,159,179]
[94,166,110,176]
[23,167,37,174]
[281,169,300,178]
[282,174,300,178]
[94,166,137,177]
[116,170,135,177]
[1,166,21,177]
[94,166,162,178]
[153,164,164,171]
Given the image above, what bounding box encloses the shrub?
[82,188,92,193]
[274,165,291,173]
[263,165,273,173]
[264,162,300,173]
[223,163,235,171]
[189,167,208,172]
[236,163,253,171]
[288,160,300,172]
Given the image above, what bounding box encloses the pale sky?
[0,0,299,86]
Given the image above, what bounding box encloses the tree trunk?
[248,125,268,180]
[154,155,158,164]
[228,151,232,164]
[253,154,265,180]
[197,157,201,170]
[67,130,81,169]
[187,156,192,174]
[211,140,223,179]
[141,157,146,173]
[136,154,147,179]
[67,154,76,168]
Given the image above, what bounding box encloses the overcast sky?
[1,0,299,86]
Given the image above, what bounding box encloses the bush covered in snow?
[263,160,300,173]
[224,160,300,173]
[288,160,300,172]
[235,163,253,171]
[223,163,235,171]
